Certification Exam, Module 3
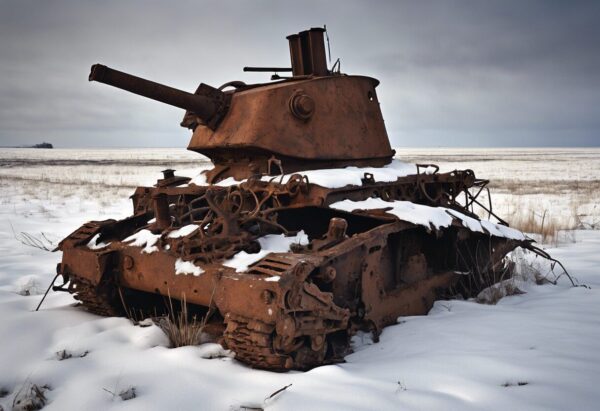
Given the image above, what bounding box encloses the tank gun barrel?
[89,64,222,124]
[243,66,292,72]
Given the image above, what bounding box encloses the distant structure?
[1,142,53,149]
[32,142,53,149]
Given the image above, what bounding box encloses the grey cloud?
[0,0,599,148]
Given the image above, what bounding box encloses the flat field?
[0,147,599,410]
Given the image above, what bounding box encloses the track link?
[223,313,293,370]
[68,276,122,317]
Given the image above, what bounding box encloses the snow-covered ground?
[1,148,599,410]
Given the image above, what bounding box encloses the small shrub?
[118,387,136,401]
[103,386,136,402]
[55,349,72,361]
[55,349,89,360]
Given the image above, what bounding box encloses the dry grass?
[158,294,209,348]
[503,199,598,245]
[490,179,600,196]
[509,209,567,245]
[10,223,55,251]
[475,193,596,246]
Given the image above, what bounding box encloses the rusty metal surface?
[187,75,393,171]
[286,28,328,76]
[56,27,533,371]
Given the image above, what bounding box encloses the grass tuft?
[508,209,566,245]
[157,294,209,348]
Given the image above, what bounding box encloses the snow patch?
[264,276,280,282]
[331,198,527,240]
[167,224,199,238]
[175,258,204,276]
[15,275,45,296]
[86,233,111,250]
[223,231,309,272]
[123,229,161,253]
[222,250,269,273]
[191,159,416,189]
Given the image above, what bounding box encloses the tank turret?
[89,28,394,182]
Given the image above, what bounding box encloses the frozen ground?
[0,148,599,410]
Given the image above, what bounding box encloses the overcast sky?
[1,0,599,148]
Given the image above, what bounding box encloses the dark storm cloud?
[1,0,599,148]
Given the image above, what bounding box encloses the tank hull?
[57,167,529,370]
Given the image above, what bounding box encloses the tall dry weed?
[509,209,564,244]
[489,196,586,245]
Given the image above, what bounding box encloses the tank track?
[223,313,334,371]
[68,275,123,317]
[223,313,293,370]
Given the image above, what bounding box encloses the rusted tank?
[55,28,532,371]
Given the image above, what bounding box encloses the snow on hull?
[175,258,204,276]
[86,233,111,250]
[331,198,527,240]
[191,159,417,188]
[223,231,309,273]
[123,229,161,253]
[167,224,199,238]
